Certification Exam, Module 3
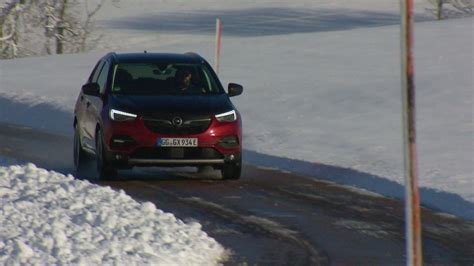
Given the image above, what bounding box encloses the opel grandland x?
[73,52,243,180]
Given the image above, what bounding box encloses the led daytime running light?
[110,109,137,120]
[215,110,237,122]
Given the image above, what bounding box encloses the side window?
[96,61,110,94]
[90,60,105,83]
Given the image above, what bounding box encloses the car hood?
[108,94,234,117]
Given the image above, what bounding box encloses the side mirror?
[82,83,100,96]
[228,83,243,97]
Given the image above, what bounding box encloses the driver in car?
[176,68,207,93]
[176,69,193,91]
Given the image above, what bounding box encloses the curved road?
[0,122,473,265]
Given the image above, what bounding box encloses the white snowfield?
[0,161,226,265]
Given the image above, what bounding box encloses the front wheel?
[73,125,86,172]
[221,161,241,180]
[96,129,117,180]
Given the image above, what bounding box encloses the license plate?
[157,138,198,147]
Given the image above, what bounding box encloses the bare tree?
[79,0,105,52]
[428,0,473,19]
[436,0,443,19]
[43,0,56,54]
[55,0,68,54]
[0,0,29,58]
[42,0,83,54]
[0,0,116,59]
[450,0,473,13]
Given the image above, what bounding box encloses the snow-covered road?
[0,122,473,264]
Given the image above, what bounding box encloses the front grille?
[131,147,223,160]
[143,115,212,135]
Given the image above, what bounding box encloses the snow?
[0,158,226,265]
[0,2,472,262]
[334,219,389,239]
[1,13,472,217]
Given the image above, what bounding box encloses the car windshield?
[111,62,223,95]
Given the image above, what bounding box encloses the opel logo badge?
[172,117,183,127]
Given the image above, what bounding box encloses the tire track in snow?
[240,166,474,263]
[131,181,330,265]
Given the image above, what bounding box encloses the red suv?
[73,52,243,180]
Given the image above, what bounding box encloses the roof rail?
[104,52,117,60]
[184,52,202,58]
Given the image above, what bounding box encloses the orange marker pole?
[215,18,222,74]
[400,0,422,264]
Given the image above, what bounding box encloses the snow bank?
[0,163,226,265]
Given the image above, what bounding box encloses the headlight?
[215,110,237,122]
[109,109,137,122]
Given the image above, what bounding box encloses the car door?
[78,60,104,150]
[84,60,109,148]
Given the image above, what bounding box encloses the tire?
[96,129,116,180]
[221,161,242,180]
[73,125,86,172]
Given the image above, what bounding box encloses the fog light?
[218,136,239,148]
[110,135,137,149]
[224,154,238,162]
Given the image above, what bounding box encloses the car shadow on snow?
[101,7,432,37]
[75,158,222,183]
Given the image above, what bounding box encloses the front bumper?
[129,158,225,165]
[102,115,242,168]
[129,152,240,166]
